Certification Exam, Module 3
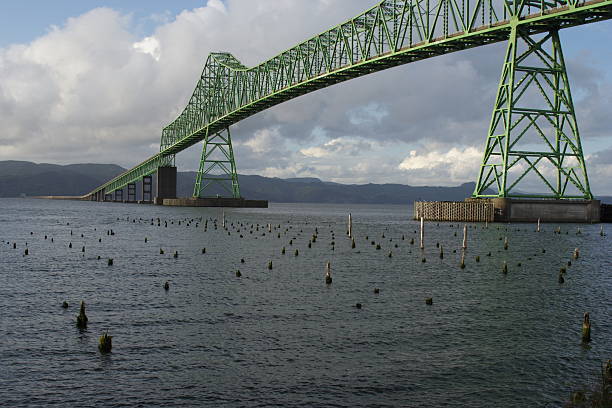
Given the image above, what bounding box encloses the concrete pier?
[415,198,601,223]
[163,197,268,208]
[113,189,123,202]
[602,204,612,223]
[487,198,600,223]
[140,175,153,204]
[154,166,177,205]
[125,183,136,203]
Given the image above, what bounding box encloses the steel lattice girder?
[193,127,241,198]
[86,0,612,198]
[472,25,592,199]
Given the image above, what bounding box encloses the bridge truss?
[86,0,612,200]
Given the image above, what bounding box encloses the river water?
[0,198,610,407]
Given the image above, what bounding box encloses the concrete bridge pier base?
[114,189,123,202]
[139,175,153,204]
[125,183,136,203]
[490,198,601,223]
[154,166,177,205]
[415,198,602,223]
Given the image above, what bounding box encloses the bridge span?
[83,0,612,212]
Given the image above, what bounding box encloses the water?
[1,198,610,407]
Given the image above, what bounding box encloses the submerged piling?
[98,331,112,353]
[76,301,88,329]
[325,261,332,285]
[582,312,591,343]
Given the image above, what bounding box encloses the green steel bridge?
[86,0,612,202]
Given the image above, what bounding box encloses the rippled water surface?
[1,198,610,407]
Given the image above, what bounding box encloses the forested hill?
[4,160,600,204]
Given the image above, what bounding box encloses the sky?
[0,0,611,194]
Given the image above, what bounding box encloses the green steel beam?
[193,127,241,198]
[473,26,592,199]
[85,0,612,198]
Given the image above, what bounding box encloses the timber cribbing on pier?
[414,201,494,223]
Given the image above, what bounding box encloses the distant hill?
[0,161,125,198]
[1,160,608,204]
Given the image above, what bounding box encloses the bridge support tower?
[473,26,592,200]
[140,175,153,204]
[125,183,136,203]
[155,166,177,205]
[193,127,240,199]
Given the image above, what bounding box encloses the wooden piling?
[325,262,332,285]
[76,301,88,328]
[420,217,424,250]
[98,331,112,353]
[582,313,591,342]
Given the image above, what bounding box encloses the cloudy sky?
[0,0,611,193]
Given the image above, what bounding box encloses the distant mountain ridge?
[1,160,609,204]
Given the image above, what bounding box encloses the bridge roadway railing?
[86,0,612,198]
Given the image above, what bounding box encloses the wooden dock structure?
[414,201,494,222]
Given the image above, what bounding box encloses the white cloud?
[241,127,285,154]
[399,147,480,171]
[0,0,610,193]
[300,137,373,158]
[206,0,227,14]
[133,36,161,61]
[398,147,482,184]
[300,146,329,158]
